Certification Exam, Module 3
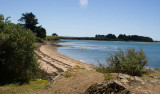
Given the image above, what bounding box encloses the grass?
[63,73,73,78]
[46,36,60,41]
[46,36,95,41]
[0,79,50,94]
[104,73,115,80]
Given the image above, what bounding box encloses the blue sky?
[1,0,160,40]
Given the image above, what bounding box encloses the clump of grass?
[63,73,73,78]
[104,73,114,80]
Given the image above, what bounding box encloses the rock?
[112,73,135,81]
[134,76,143,82]
[150,80,160,83]
[143,68,155,72]
[85,80,129,94]
[150,75,159,79]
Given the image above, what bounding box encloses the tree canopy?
[19,12,38,33]
[52,33,58,36]
[36,26,46,38]
[19,12,46,38]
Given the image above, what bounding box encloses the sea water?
[56,39,160,68]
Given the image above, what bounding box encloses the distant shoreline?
[59,38,160,44]
[46,36,160,43]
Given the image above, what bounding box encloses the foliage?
[0,14,11,31]
[0,15,40,84]
[19,12,46,38]
[107,48,148,76]
[106,34,117,39]
[95,33,153,42]
[118,34,153,42]
[95,34,117,40]
[52,33,58,36]
[19,12,38,33]
[36,26,46,38]
[36,37,45,43]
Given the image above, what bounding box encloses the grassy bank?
[46,36,95,41]
[0,79,50,94]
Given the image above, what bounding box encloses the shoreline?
[35,41,94,74]
[52,41,95,69]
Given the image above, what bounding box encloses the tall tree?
[19,12,38,33]
[19,12,46,38]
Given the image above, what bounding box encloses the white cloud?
[80,0,88,7]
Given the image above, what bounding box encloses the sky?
[1,0,160,40]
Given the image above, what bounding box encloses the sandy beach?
[35,41,94,75]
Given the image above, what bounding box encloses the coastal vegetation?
[97,48,148,76]
[0,14,48,85]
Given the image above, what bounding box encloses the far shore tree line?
[50,33,153,42]
[95,34,153,42]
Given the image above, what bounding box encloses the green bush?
[107,48,148,76]
[0,18,39,84]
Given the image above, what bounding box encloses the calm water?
[56,39,160,68]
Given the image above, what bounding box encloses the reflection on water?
[56,39,160,68]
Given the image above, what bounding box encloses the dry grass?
[142,69,160,81]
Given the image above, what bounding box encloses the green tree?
[36,26,46,38]
[19,12,38,33]
[106,34,117,39]
[19,12,46,38]
[52,33,58,36]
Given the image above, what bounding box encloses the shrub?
[63,73,72,78]
[107,48,148,76]
[0,22,39,84]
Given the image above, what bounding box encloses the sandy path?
[35,41,94,79]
